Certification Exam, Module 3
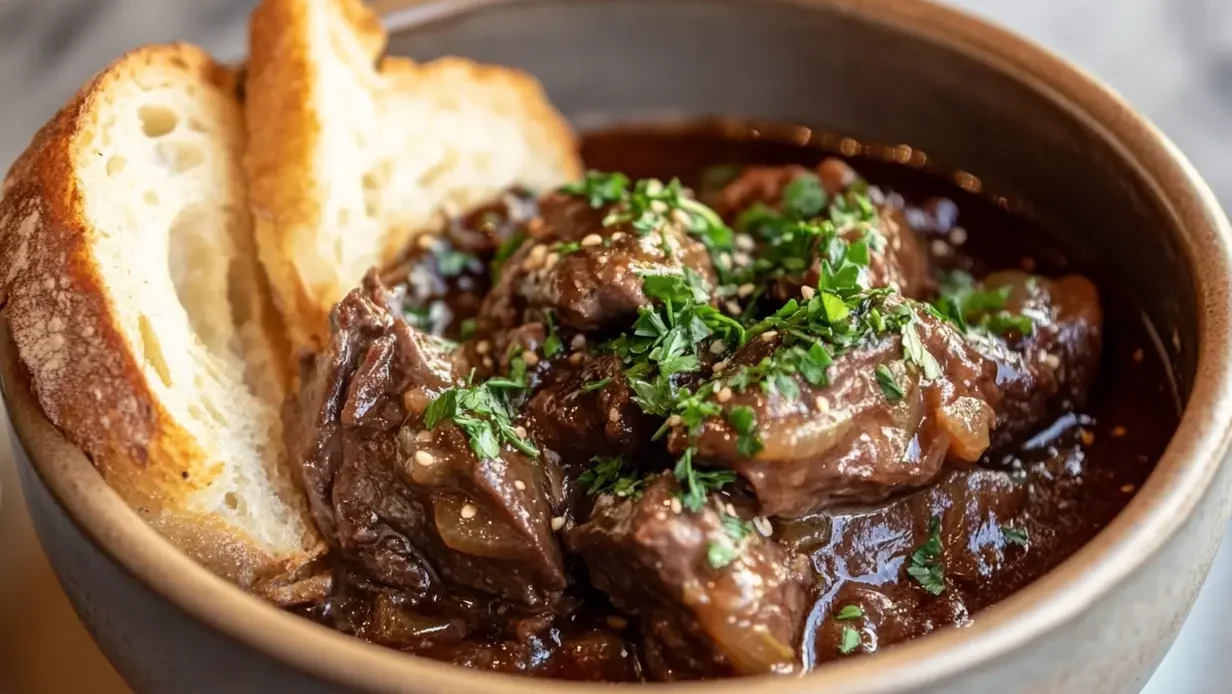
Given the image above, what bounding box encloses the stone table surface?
[0,1,1229,692]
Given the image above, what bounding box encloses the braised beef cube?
[671,304,1001,518]
[777,468,1028,662]
[715,161,931,300]
[287,272,566,609]
[477,191,715,337]
[973,271,1103,450]
[380,190,538,338]
[567,474,810,679]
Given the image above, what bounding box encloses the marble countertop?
[0,1,1229,692]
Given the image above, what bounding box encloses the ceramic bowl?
[6,0,1232,692]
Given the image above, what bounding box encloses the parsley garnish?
[838,626,862,654]
[875,364,904,402]
[836,604,864,620]
[707,541,740,569]
[580,377,612,393]
[726,405,763,457]
[933,271,1034,337]
[1001,525,1029,547]
[781,173,827,219]
[490,229,525,282]
[579,456,643,498]
[422,378,539,461]
[901,317,942,381]
[553,240,583,255]
[674,447,737,512]
[542,310,563,358]
[707,513,753,569]
[907,516,946,595]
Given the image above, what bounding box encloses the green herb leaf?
[836,605,864,620]
[707,541,741,569]
[674,447,736,513]
[838,626,863,655]
[579,456,643,498]
[542,310,563,358]
[490,230,526,282]
[726,404,763,457]
[901,318,942,381]
[907,516,946,595]
[875,364,905,402]
[781,173,827,219]
[459,318,477,340]
[581,377,612,393]
[423,389,458,429]
[563,170,630,208]
[1001,525,1029,547]
[553,240,583,255]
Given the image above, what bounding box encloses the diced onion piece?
[434,494,528,560]
[937,396,995,462]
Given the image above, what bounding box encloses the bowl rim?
[7,0,1232,692]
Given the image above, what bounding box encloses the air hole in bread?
[106,156,127,176]
[138,104,179,138]
[336,207,351,228]
[168,206,232,356]
[156,140,205,172]
[144,190,159,206]
[138,314,173,388]
[361,169,383,218]
[224,492,240,510]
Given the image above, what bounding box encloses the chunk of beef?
[286,272,566,609]
[975,271,1103,450]
[775,468,1028,663]
[477,191,715,338]
[380,190,537,338]
[715,160,931,299]
[672,304,1001,518]
[567,474,810,680]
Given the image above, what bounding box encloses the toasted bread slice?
[246,0,582,353]
[0,44,323,588]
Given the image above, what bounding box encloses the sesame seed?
[525,244,547,269]
[666,414,683,427]
[551,516,566,531]
[717,387,733,403]
[815,395,830,412]
[610,231,627,242]
[650,200,668,214]
[522,350,540,366]
[581,233,603,247]
[514,425,528,438]
[713,360,729,372]
[609,407,621,423]
[670,209,692,226]
[460,503,478,520]
[482,356,494,369]
[415,430,433,442]
[607,615,629,630]
[569,352,584,365]
[737,283,756,298]
[475,340,491,355]
[414,450,435,466]
[733,251,752,266]
[545,252,560,270]
[949,226,968,245]
[669,498,683,514]
[1121,484,1136,493]
[724,300,742,315]
[718,252,733,270]
[1111,426,1127,438]
[710,339,727,355]
[752,516,773,537]
[761,330,779,342]
[1042,353,1061,369]
[724,503,737,517]
[735,234,755,252]
[514,480,527,491]
[801,286,816,300]
[571,334,587,350]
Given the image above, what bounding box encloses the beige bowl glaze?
[6,0,1232,692]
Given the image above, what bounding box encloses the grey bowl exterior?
[6,0,1232,693]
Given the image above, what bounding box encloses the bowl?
[6,0,1232,692]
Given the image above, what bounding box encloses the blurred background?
[0,0,1229,692]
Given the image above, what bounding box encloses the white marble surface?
[0,1,1228,693]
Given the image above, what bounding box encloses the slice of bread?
[246,0,583,353]
[0,43,324,589]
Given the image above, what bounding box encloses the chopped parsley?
[836,604,864,620]
[906,516,946,595]
[1001,525,1029,547]
[490,229,526,282]
[933,270,1034,337]
[580,377,612,393]
[422,376,538,461]
[901,316,942,380]
[707,513,753,569]
[781,173,827,219]
[458,318,477,340]
[838,626,863,655]
[542,309,564,358]
[875,363,904,402]
[726,405,763,457]
[553,240,583,255]
[674,447,737,513]
[579,456,643,498]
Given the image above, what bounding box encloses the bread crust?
[246,0,582,353]
[0,44,319,587]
